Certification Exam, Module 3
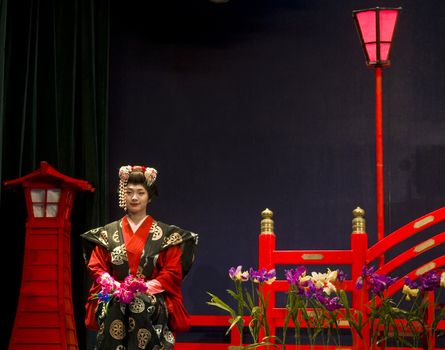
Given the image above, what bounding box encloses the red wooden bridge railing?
[176,206,445,349]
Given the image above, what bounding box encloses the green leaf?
[207,301,236,316]
[243,342,280,350]
[227,289,249,309]
[245,289,255,309]
[226,315,244,335]
[243,336,282,350]
[207,292,236,317]
[251,306,261,316]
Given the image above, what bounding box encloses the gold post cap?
[261,208,274,234]
[352,206,366,233]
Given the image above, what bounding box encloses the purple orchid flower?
[319,295,343,311]
[249,268,276,284]
[229,266,242,280]
[285,266,307,285]
[417,270,440,292]
[311,286,342,311]
[229,265,249,281]
[404,277,417,289]
[356,265,396,295]
[337,270,347,282]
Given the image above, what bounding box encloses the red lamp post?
[352,7,401,266]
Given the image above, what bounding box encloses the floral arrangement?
[93,273,149,313]
[356,266,445,348]
[283,266,355,347]
[207,265,445,349]
[207,266,277,348]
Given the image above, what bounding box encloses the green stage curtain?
[0,0,109,348]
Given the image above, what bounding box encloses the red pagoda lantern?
[4,161,94,350]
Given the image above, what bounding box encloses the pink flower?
[122,275,148,294]
[96,272,119,294]
[113,275,148,304]
[94,273,148,305]
[113,287,135,304]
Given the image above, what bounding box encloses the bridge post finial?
[261,208,274,234]
[352,207,366,233]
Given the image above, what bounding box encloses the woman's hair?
[125,171,159,199]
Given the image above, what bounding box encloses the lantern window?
[30,188,61,218]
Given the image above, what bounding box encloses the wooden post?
[258,208,276,346]
[351,207,370,349]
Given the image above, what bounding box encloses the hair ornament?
[118,165,158,209]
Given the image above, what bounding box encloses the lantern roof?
[3,161,95,192]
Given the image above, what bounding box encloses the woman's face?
[125,183,149,215]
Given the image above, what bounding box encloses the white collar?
[127,215,148,233]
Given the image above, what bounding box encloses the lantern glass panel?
[46,204,58,217]
[33,204,45,217]
[380,10,398,42]
[47,189,61,203]
[356,11,376,43]
[365,43,377,62]
[380,43,391,61]
[31,189,45,203]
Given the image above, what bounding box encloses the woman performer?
[81,165,198,349]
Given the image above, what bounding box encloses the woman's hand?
[145,279,165,295]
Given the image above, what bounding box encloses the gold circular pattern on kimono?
[112,230,120,243]
[99,230,109,245]
[162,232,183,248]
[146,294,157,305]
[137,328,151,349]
[129,296,145,313]
[128,317,136,332]
[151,224,163,241]
[111,244,127,265]
[163,328,175,344]
[109,319,126,340]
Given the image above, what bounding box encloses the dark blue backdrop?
[107,0,445,326]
